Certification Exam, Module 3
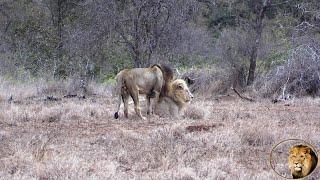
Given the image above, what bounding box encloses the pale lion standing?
[113,64,173,120]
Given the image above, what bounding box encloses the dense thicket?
[0,0,319,96]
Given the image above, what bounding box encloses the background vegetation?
[0,0,319,97]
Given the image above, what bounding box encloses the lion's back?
[116,67,164,94]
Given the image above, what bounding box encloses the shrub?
[258,44,320,98]
[181,68,232,97]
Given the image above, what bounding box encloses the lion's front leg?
[146,95,151,115]
[150,91,162,116]
[132,91,146,120]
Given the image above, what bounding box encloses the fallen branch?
[45,96,61,101]
[232,88,255,102]
[63,94,77,98]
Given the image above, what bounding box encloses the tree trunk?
[133,52,141,68]
[247,37,259,85]
[233,66,246,90]
[52,0,65,78]
[247,0,270,86]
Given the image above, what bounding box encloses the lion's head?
[288,145,318,179]
[169,79,194,108]
[155,78,194,118]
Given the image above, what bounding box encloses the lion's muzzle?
[293,163,303,171]
[186,90,194,102]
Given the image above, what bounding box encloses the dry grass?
[1,80,320,179]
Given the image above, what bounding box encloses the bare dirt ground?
[0,91,320,179]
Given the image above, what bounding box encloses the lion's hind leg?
[122,94,129,118]
[121,88,130,118]
[114,83,130,119]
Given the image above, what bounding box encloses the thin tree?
[247,0,271,85]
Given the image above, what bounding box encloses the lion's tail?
[151,64,174,99]
[114,72,123,119]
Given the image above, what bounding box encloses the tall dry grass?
[0,79,320,179]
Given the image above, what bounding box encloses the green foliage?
[4,1,58,77]
[258,49,289,74]
[1,0,319,84]
[96,46,133,83]
[102,74,117,85]
[206,7,235,29]
[103,46,133,73]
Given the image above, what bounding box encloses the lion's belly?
[136,82,154,94]
[135,76,157,94]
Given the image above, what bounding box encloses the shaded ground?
[0,95,320,179]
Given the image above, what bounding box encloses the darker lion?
[113,64,173,120]
[288,144,318,179]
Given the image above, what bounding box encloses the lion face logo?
[288,145,318,179]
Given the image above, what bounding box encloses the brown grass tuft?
[183,104,206,120]
[185,123,224,133]
[240,129,275,147]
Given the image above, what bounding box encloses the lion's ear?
[176,83,184,90]
[297,146,311,154]
[289,148,295,154]
[184,76,195,85]
[304,147,311,154]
